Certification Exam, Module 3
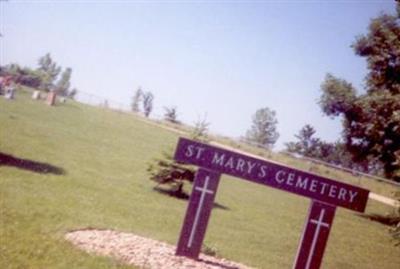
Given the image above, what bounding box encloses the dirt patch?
[65,229,254,269]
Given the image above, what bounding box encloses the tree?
[285,124,322,157]
[319,74,357,117]
[164,106,179,123]
[37,53,61,92]
[320,141,354,169]
[191,115,210,142]
[318,4,400,181]
[285,125,358,170]
[18,68,43,88]
[353,6,400,95]
[68,88,78,99]
[0,64,42,88]
[246,107,279,149]
[142,91,154,117]
[56,67,72,96]
[131,87,142,112]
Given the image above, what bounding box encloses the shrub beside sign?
[173,137,369,268]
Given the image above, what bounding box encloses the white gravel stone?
[65,229,255,269]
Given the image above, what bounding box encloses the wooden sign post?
[293,200,336,269]
[173,137,369,268]
[176,169,221,257]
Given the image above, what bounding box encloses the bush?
[201,243,218,256]
[164,106,180,124]
[147,149,195,198]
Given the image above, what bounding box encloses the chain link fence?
[70,89,399,200]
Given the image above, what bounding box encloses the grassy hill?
[1,88,399,269]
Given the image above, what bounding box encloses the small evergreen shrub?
[147,149,195,198]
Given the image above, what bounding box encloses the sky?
[0,0,397,149]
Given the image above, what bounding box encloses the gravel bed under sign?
[65,229,254,269]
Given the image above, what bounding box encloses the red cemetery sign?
[173,137,369,267]
[174,138,369,211]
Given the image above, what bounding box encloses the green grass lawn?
[1,89,399,269]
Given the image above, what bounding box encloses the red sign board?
[174,137,369,212]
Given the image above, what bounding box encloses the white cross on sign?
[187,176,214,248]
[293,200,336,269]
[175,168,220,258]
[305,209,330,269]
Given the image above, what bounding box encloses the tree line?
[0,53,76,98]
[236,4,400,181]
[317,3,400,181]
[144,4,400,181]
[2,4,398,182]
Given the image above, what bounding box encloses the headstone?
[4,86,15,100]
[32,90,41,100]
[173,137,370,268]
[46,91,57,106]
[0,77,4,95]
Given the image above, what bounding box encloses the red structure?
[293,200,336,269]
[173,137,369,268]
[46,91,57,106]
[175,169,220,257]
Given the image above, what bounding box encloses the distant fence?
[282,152,400,188]
[74,90,168,121]
[234,137,400,188]
[75,91,131,112]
